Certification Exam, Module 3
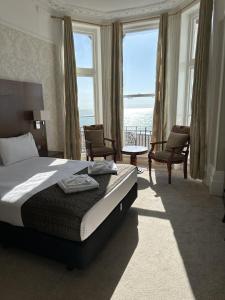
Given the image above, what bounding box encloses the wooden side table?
[122,145,148,173]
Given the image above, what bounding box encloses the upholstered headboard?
[0,79,48,154]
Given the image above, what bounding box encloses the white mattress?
[0,157,137,241]
[80,167,137,241]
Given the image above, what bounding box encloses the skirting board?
[206,164,225,196]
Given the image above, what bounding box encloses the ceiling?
[35,0,190,21]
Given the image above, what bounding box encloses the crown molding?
[0,15,55,44]
[33,0,189,22]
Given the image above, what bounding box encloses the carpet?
[0,168,225,300]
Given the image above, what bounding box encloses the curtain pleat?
[101,25,113,141]
[190,0,213,179]
[111,22,123,161]
[64,16,81,160]
[152,13,168,149]
[164,13,181,138]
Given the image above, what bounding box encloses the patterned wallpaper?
[0,22,64,151]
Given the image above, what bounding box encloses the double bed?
[0,79,138,269]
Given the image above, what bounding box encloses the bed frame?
[0,79,138,269]
[0,183,137,269]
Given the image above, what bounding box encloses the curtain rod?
[122,15,159,25]
[51,14,159,26]
[51,15,100,26]
[51,0,199,26]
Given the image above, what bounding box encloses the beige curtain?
[190,0,213,179]
[111,22,123,161]
[152,14,168,148]
[64,16,81,160]
[164,13,181,138]
[101,24,113,141]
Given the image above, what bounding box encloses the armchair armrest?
[104,138,115,143]
[104,137,116,151]
[150,141,167,152]
[150,141,167,145]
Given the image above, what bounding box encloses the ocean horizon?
[80,107,153,129]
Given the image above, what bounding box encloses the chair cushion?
[88,147,115,156]
[151,151,185,162]
[85,130,104,147]
[165,132,189,153]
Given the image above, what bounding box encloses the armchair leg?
[104,155,107,160]
[148,157,152,174]
[113,154,116,163]
[184,160,188,179]
[167,163,172,184]
[86,155,89,161]
[91,156,94,161]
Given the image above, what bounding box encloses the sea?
[80,107,153,130]
[123,107,153,130]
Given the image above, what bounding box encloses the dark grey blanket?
[21,164,136,242]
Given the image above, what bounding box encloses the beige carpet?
[0,168,225,300]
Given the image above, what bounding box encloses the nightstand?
[40,151,64,158]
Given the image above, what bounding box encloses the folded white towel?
[58,174,99,194]
[88,160,118,175]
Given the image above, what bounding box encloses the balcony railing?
[80,93,154,152]
[124,126,152,149]
[80,126,152,153]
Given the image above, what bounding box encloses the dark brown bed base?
[0,183,137,270]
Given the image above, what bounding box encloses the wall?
[205,0,225,196]
[0,0,57,44]
[0,0,64,151]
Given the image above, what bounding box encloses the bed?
[0,79,138,269]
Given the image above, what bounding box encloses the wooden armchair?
[148,125,190,184]
[83,124,117,162]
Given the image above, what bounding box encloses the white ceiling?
[35,0,189,21]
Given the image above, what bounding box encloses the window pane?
[191,18,198,59]
[73,33,93,68]
[123,28,158,134]
[77,76,95,126]
[124,96,154,129]
[123,29,158,95]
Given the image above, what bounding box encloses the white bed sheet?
[0,157,89,226]
[0,157,137,241]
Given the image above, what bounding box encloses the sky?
[123,29,158,96]
[73,29,158,113]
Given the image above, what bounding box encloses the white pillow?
[0,133,39,166]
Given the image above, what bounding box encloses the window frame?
[72,22,103,124]
[122,19,159,101]
[184,13,199,125]
[176,3,200,126]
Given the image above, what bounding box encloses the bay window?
[73,23,102,127]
